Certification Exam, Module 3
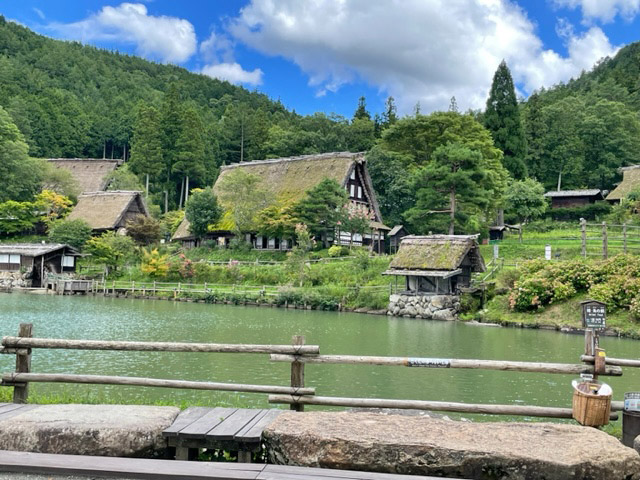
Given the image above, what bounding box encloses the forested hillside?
[522,43,640,192]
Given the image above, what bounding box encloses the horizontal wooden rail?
[581,355,640,368]
[1,338,320,355]
[270,354,623,376]
[2,373,316,396]
[268,395,619,420]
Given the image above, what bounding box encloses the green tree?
[484,61,527,179]
[522,91,547,181]
[105,164,144,191]
[0,200,39,235]
[381,96,397,128]
[256,199,298,239]
[174,105,206,208]
[295,178,349,247]
[85,231,136,272]
[286,223,315,287]
[48,219,92,250]
[0,106,41,202]
[406,143,492,234]
[129,104,163,196]
[504,178,547,224]
[40,160,80,201]
[140,248,169,278]
[353,96,371,121]
[184,187,222,239]
[216,169,268,235]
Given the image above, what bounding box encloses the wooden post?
[132,281,135,296]
[594,347,606,376]
[518,225,523,244]
[13,323,33,403]
[580,218,587,258]
[584,329,599,380]
[112,280,115,295]
[153,281,156,296]
[623,223,628,254]
[602,221,608,259]
[290,335,305,412]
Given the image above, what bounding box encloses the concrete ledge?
[264,411,640,480]
[0,404,179,457]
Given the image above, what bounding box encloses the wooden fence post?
[290,335,305,412]
[13,323,33,403]
[153,281,156,296]
[602,222,608,259]
[623,223,628,254]
[580,218,587,258]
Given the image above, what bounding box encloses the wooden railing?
[0,323,628,420]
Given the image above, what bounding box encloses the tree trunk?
[557,171,562,192]
[145,174,149,199]
[164,190,168,214]
[178,177,185,210]
[240,120,244,163]
[449,188,456,235]
[185,176,190,204]
[103,142,106,159]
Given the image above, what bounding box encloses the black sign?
[581,301,606,330]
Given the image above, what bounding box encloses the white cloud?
[228,0,619,113]
[553,0,640,23]
[201,62,263,86]
[47,3,196,63]
[32,8,45,20]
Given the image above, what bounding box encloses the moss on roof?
[606,166,640,201]
[47,159,121,193]
[172,210,236,240]
[389,235,485,272]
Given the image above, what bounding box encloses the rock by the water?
[635,434,640,455]
[432,308,455,321]
[0,404,179,457]
[263,411,640,480]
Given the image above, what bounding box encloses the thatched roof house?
[173,152,387,249]
[47,158,122,193]
[0,243,80,287]
[606,165,640,203]
[383,235,485,294]
[66,191,149,232]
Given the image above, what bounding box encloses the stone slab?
[263,411,640,480]
[0,404,179,457]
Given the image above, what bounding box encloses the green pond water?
[1,293,639,418]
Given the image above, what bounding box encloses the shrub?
[48,219,92,250]
[126,215,163,245]
[140,248,169,278]
[543,202,611,222]
[328,245,346,257]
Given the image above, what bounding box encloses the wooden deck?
[0,450,457,479]
[163,407,284,462]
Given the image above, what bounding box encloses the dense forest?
[2,15,640,236]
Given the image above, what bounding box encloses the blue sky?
[3,1,640,117]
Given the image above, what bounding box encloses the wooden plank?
[2,373,316,396]
[269,395,619,420]
[179,407,237,440]
[0,450,263,479]
[206,409,263,442]
[235,409,283,443]
[1,337,320,355]
[163,406,211,438]
[261,465,452,480]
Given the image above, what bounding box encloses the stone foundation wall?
[387,293,460,320]
[0,271,30,289]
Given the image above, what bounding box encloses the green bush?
[48,219,92,250]
[543,202,611,222]
[328,245,346,257]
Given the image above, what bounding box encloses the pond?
[1,293,639,418]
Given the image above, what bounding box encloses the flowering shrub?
[509,254,640,313]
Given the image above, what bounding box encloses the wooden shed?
[606,165,640,204]
[66,191,150,233]
[544,190,603,208]
[0,243,80,287]
[173,152,390,250]
[382,235,485,295]
[388,225,409,254]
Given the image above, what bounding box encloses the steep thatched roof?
[606,165,640,201]
[66,191,149,231]
[47,159,122,193]
[173,152,384,241]
[0,243,79,257]
[386,235,485,273]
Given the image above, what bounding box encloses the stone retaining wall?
[387,293,460,320]
[0,271,29,289]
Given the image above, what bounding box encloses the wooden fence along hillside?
[1,323,634,421]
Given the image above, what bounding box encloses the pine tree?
[353,96,371,121]
[174,106,207,207]
[129,104,163,197]
[522,92,547,182]
[484,61,527,179]
[381,96,397,127]
[449,96,458,113]
[295,179,349,247]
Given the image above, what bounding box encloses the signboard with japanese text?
[581,300,606,330]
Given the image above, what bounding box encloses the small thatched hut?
[173,152,389,250]
[47,159,122,193]
[66,191,150,233]
[383,235,485,295]
[606,165,640,203]
[0,243,80,287]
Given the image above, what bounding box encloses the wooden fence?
[0,323,629,420]
[580,219,640,259]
